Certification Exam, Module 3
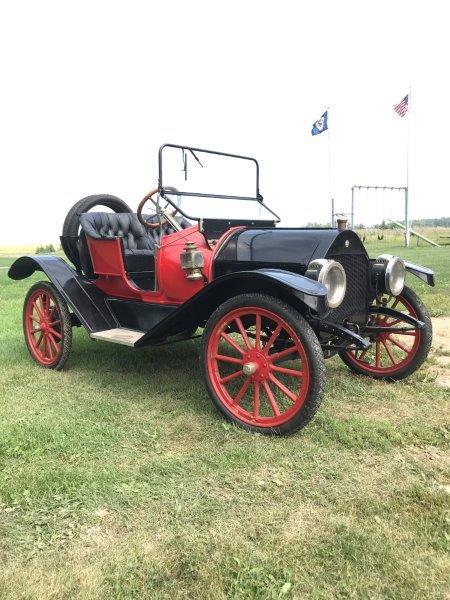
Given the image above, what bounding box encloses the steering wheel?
[136,187,181,230]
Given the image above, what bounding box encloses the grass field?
[0,243,449,599]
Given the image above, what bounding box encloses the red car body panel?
[86,225,244,305]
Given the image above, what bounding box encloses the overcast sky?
[0,1,448,245]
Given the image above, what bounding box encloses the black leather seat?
[79,212,190,283]
[80,212,156,274]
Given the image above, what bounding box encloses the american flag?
[393,94,409,117]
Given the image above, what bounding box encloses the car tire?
[23,281,73,370]
[339,286,432,381]
[200,293,325,435]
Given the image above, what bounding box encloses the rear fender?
[8,255,117,333]
[136,269,328,347]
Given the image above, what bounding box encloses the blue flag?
[311,111,328,136]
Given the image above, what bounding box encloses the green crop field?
[0,244,449,599]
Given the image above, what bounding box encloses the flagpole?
[327,105,333,227]
[405,87,411,246]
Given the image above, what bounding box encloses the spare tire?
[61,194,132,271]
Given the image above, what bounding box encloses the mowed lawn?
[0,245,449,599]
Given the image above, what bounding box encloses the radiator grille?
[326,253,369,323]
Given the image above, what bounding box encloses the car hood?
[214,227,367,270]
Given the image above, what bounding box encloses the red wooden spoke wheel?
[23,282,72,370]
[201,294,325,434]
[340,286,432,381]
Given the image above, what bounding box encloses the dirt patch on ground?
[431,317,450,387]
[433,317,450,353]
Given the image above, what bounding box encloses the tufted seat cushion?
[79,212,155,251]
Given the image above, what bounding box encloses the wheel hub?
[242,350,270,381]
[242,362,258,375]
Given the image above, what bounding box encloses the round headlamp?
[375,254,406,296]
[306,259,347,308]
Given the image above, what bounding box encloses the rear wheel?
[23,282,72,370]
[200,294,325,435]
[339,286,432,380]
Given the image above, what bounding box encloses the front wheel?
[23,281,72,370]
[339,286,432,381]
[200,294,325,435]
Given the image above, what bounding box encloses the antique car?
[8,144,435,435]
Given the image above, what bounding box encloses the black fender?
[404,261,435,286]
[8,255,117,333]
[136,268,328,347]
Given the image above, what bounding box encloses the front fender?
[135,269,328,347]
[8,255,117,333]
[253,269,328,310]
[404,261,435,286]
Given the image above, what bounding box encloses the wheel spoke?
[41,294,49,317]
[387,335,410,353]
[263,324,282,355]
[215,354,243,365]
[33,301,44,319]
[49,335,56,359]
[220,332,245,355]
[384,318,401,327]
[45,336,53,359]
[269,345,297,362]
[35,333,43,349]
[31,327,42,334]
[48,327,62,339]
[357,348,369,362]
[232,378,250,405]
[382,339,397,365]
[255,314,261,350]
[41,335,48,358]
[375,341,381,368]
[262,381,281,416]
[269,374,298,403]
[47,299,55,319]
[271,364,303,378]
[29,314,40,323]
[253,381,260,417]
[219,370,243,384]
[234,318,252,349]
[48,333,59,353]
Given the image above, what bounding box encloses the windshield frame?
[157,144,280,223]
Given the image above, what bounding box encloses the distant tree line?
[408,217,450,227]
[36,244,56,254]
[307,219,450,229]
[354,217,450,230]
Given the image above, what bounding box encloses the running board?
[90,328,146,347]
